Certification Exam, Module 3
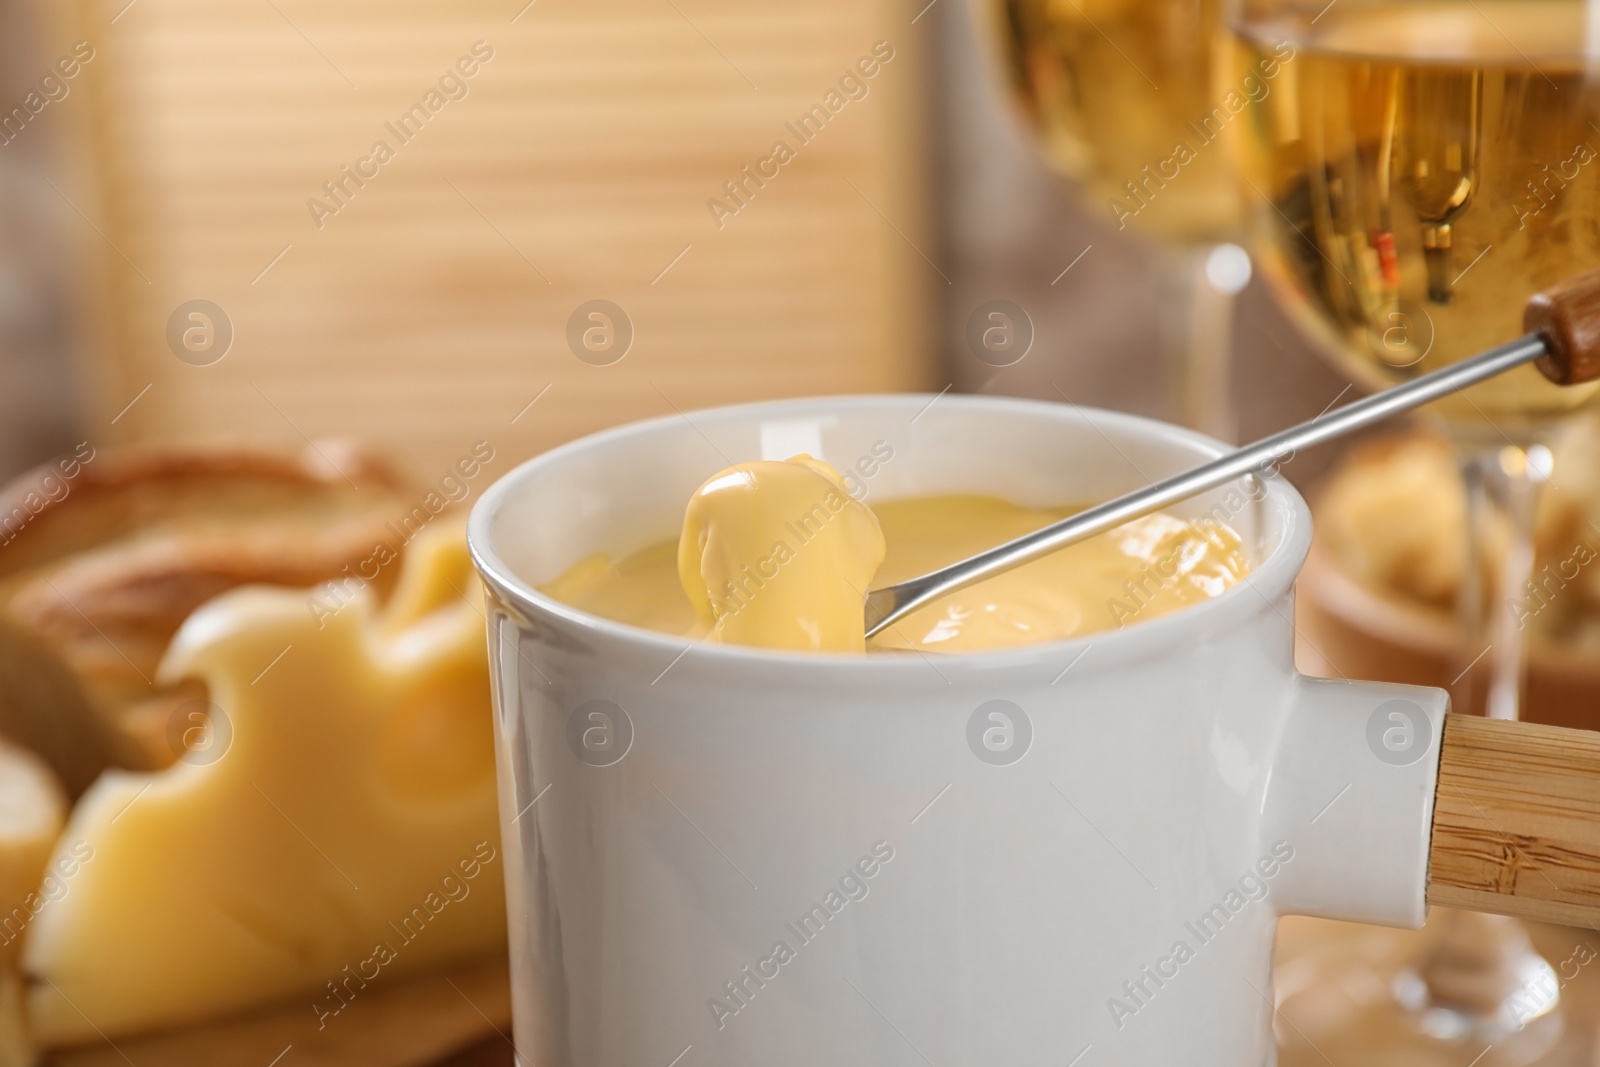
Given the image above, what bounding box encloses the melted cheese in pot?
[543,457,1251,654]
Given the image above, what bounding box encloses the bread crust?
[0,442,414,794]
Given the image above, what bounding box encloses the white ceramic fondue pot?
[467,395,1600,1067]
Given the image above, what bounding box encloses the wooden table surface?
[42,957,512,1067]
[41,915,1599,1064]
[1275,915,1600,1066]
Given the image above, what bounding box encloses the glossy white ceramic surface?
[468,395,1447,1067]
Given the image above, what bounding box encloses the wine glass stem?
[1453,441,1544,721]
[1422,445,1561,1052]
[1490,452,1540,721]
[1159,246,1238,444]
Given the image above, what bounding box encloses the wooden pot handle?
[1429,715,1600,928]
[1527,267,1600,385]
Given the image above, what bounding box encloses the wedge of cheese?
[24,527,504,1044]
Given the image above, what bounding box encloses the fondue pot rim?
[468,393,1314,672]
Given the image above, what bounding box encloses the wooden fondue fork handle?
[1525,267,1600,385]
[1430,715,1600,929]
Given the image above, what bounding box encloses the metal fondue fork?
[864,271,1600,638]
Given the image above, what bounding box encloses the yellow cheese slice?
[23,526,504,1044]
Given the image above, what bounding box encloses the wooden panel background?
[42,0,935,478]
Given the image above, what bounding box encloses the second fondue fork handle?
[864,333,1550,637]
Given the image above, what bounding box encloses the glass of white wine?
[980,0,1252,441]
[1234,0,1600,713]
[1234,1,1599,1060]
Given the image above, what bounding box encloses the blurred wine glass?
[1234,0,1600,1059]
[980,0,1251,441]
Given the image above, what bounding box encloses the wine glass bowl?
[1234,0,1600,433]
[978,0,1253,439]
[992,0,1243,245]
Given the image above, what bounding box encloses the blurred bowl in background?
[1295,429,1600,730]
[1298,539,1600,730]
